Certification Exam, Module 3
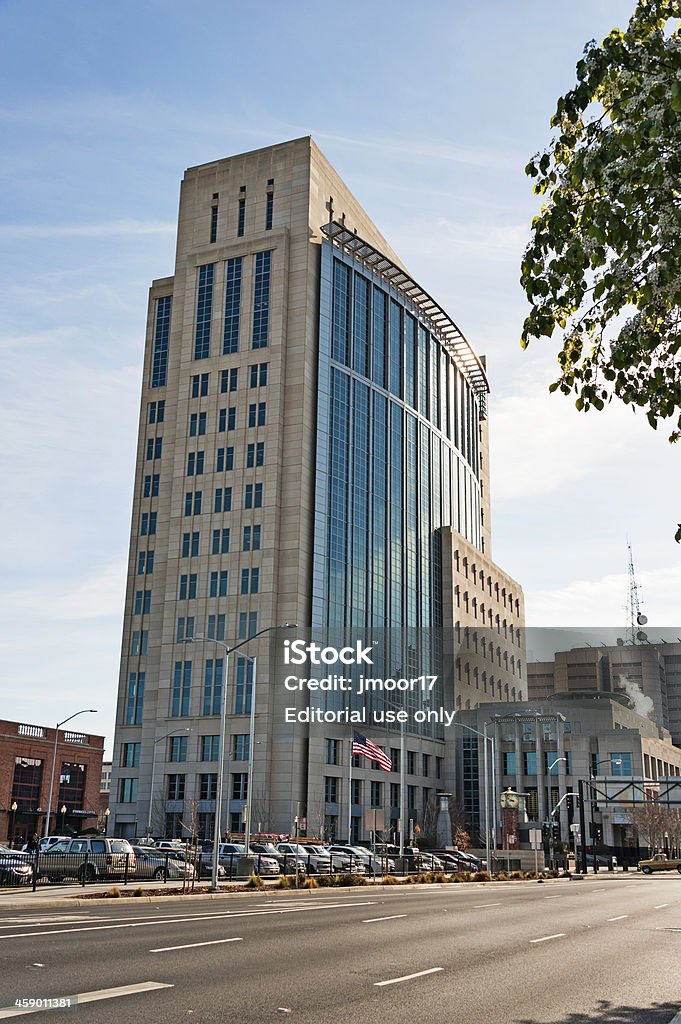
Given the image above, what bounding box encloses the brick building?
[0,719,105,846]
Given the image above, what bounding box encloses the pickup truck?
[637,853,681,874]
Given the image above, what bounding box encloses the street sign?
[570,823,580,833]
[528,828,542,849]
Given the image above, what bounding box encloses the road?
[0,876,679,1024]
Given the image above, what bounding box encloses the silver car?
[131,847,196,881]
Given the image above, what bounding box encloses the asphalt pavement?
[0,876,679,1024]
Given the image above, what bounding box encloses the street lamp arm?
[57,710,98,730]
[550,792,577,817]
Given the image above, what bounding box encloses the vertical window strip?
[327,368,350,628]
[238,198,245,237]
[194,264,214,360]
[151,296,171,388]
[331,260,350,366]
[389,301,403,399]
[372,286,386,388]
[352,273,369,377]
[210,206,218,243]
[265,191,273,231]
[223,257,242,354]
[252,251,272,349]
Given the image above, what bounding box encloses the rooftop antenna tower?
[626,540,647,644]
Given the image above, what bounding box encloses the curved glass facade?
[313,240,484,632]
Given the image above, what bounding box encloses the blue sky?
[1,0,679,754]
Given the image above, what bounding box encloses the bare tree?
[627,801,668,852]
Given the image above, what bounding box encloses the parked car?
[215,843,280,877]
[429,850,487,871]
[276,843,335,874]
[327,845,389,875]
[250,841,307,874]
[638,853,681,874]
[0,844,32,885]
[131,846,196,881]
[36,838,136,882]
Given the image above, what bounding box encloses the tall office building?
[109,137,525,842]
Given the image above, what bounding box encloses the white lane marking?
[655,904,670,909]
[590,889,606,893]
[375,967,443,987]
[0,982,173,1019]
[362,915,407,923]
[607,915,628,921]
[529,933,566,944]
[151,937,243,952]
[473,903,502,908]
[0,902,378,942]
[544,896,561,900]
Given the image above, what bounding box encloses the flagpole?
[347,735,353,843]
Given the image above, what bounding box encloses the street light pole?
[44,709,97,840]
[10,802,17,847]
[186,623,296,892]
[586,757,621,873]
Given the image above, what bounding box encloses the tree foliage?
[521,2,681,537]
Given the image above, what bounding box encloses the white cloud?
[0,219,175,239]
[316,130,525,172]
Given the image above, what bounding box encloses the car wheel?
[642,865,652,875]
[78,865,97,883]
[154,867,166,880]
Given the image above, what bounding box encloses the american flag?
[352,732,392,772]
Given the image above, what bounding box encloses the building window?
[352,779,363,805]
[184,491,202,516]
[218,407,236,432]
[247,401,266,428]
[370,781,383,808]
[422,753,430,777]
[210,205,218,244]
[187,451,205,476]
[171,661,192,717]
[246,442,265,468]
[137,551,154,575]
[324,776,339,803]
[238,612,258,639]
[143,473,160,498]
[234,656,254,713]
[611,752,632,776]
[240,568,259,595]
[148,400,165,424]
[191,372,210,398]
[249,362,268,388]
[221,367,239,393]
[178,573,197,600]
[169,736,188,763]
[151,295,171,388]
[209,569,228,598]
[167,774,185,800]
[523,751,537,775]
[206,614,225,641]
[118,778,138,803]
[121,743,140,768]
[189,412,207,437]
[140,512,157,537]
[130,630,148,656]
[503,751,516,776]
[243,525,261,551]
[390,783,400,808]
[252,250,271,348]
[214,487,232,513]
[212,528,230,554]
[133,590,151,615]
[175,616,195,643]
[233,734,250,760]
[325,739,339,765]
[223,257,242,354]
[199,773,217,801]
[244,483,263,509]
[265,191,273,231]
[125,672,145,725]
[407,751,416,775]
[232,773,248,800]
[146,437,162,460]
[201,735,219,761]
[195,264,214,360]
[237,198,245,237]
[202,658,223,716]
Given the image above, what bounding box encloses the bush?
[381,875,400,885]
[335,873,367,887]
[473,871,491,882]
[302,876,318,889]
[495,871,508,881]
[509,871,526,880]
[315,874,336,887]
[132,887,145,897]
[432,871,448,884]
[277,876,291,889]
[452,871,472,883]
[246,873,264,889]
[105,887,122,898]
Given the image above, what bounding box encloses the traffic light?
[552,821,561,843]
[594,825,603,844]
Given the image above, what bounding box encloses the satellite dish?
[636,630,648,642]
[637,613,648,626]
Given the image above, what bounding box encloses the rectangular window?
[524,751,537,775]
[118,778,138,803]
[220,367,238,394]
[201,735,219,761]
[137,551,154,575]
[243,524,261,551]
[503,751,516,776]
[125,672,145,725]
[191,372,209,398]
[218,407,236,432]
[214,487,232,513]
[238,611,258,640]
[249,362,268,388]
[611,752,633,776]
[252,250,271,349]
[146,438,162,460]
[175,616,195,642]
[248,401,266,426]
[233,734,250,760]
[164,741,184,765]
[240,568,259,595]
[187,451,204,476]
[202,658,223,716]
[143,474,160,498]
[215,446,235,471]
[199,773,217,801]
[206,613,226,641]
[133,591,151,615]
[172,660,192,717]
[151,295,171,389]
[148,400,165,424]
[244,483,263,510]
[234,655,254,712]
[370,781,383,808]
[140,511,157,536]
[194,264,214,360]
[232,772,248,800]
[130,630,148,656]
[210,205,218,244]
[325,739,339,765]
[407,751,416,775]
[265,191,273,231]
[184,491,202,516]
[223,257,242,354]
[422,753,430,777]
[212,528,230,554]
[121,743,140,768]
[167,774,185,800]
[238,198,246,237]
[324,776,338,803]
